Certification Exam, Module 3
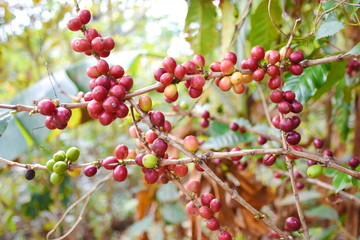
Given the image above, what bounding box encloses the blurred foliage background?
[0,0,359,239]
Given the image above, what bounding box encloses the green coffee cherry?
[53,150,66,162]
[142,154,158,169]
[50,172,64,184]
[306,164,323,178]
[66,147,80,162]
[46,159,56,171]
[53,161,67,175]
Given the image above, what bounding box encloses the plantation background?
[0,0,359,239]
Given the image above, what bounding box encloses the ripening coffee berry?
[199,206,213,219]
[306,164,323,178]
[102,156,119,170]
[115,144,129,159]
[138,95,152,113]
[162,57,177,73]
[218,77,232,91]
[193,54,205,68]
[285,217,301,231]
[113,165,128,182]
[206,217,220,231]
[210,198,222,212]
[230,72,243,85]
[251,46,265,60]
[224,52,237,65]
[164,84,178,99]
[201,193,215,206]
[186,201,199,216]
[184,135,199,152]
[220,60,235,75]
[25,169,35,180]
[174,164,188,177]
[267,50,280,64]
[313,138,324,149]
[210,62,221,72]
[174,65,186,79]
[84,165,97,177]
[348,157,360,168]
[67,17,82,31]
[279,46,293,59]
[246,57,259,71]
[144,169,159,184]
[185,179,200,193]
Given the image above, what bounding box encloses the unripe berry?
[184,135,199,152]
[139,95,152,112]
[220,60,234,75]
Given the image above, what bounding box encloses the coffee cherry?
[54,107,72,124]
[218,230,232,240]
[159,173,169,184]
[164,84,177,99]
[253,69,265,81]
[280,117,294,132]
[268,76,283,89]
[50,172,65,184]
[45,116,56,130]
[119,75,133,91]
[152,138,168,157]
[220,60,234,75]
[103,96,120,113]
[246,57,259,71]
[285,217,301,231]
[229,122,239,131]
[87,100,103,118]
[186,201,199,216]
[145,130,157,144]
[289,51,304,64]
[95,75,111,90]
[53,161,67,175]
[306,164,323,178]
[91,37,106,53]
[191,76,206,89]
[66,147,80,162]
[102,156,119,170]
[84,165,97,177]
[162,57,177,73]
[267,64,280,77]
[142,154,158,169]
[115,144,129,159]
[92,85,108,102]
[113,165,128,182]
[201,193,215,206]
[279,46,293,59]
[233,84,245,94]
[53,150,66,162]
[270,90,283,103]
[201,118,210,128]
[163,120,172,133]
[313,138,324,149]
[109,85,126,100]
[349,157,360,168]
[84,28,100,42]
[240,59,249,69]
[201,111,210,119]
[115,103,129,118]
[184,135,199,152]
[286,131,301,145]
[206,217,220,231]
[278,101,291,114]
[324,149,333,157]
[144,169,159,184]
[46,159,56,171]
[108,65,124,79]
[289,64,303,75]
[185,179,200,193]
[96,60,109,74]
[135,153,145,167]
[67,168,81,177]
[77,9,91,24]
[210,198,222,212]
[219,77,232,91]
[159,72,173,86]
[257,136,268,145]
[174,65,186,79]
[210,62,221,72]
[263,154,277,166]
[103,37,115,51]
[283,91,296,102]
[174,164,188,177]
[296,182,305,190]
[188,86,203,98]
[230,147,242,161]
[290,115,301,129]
[183,61,197,74]
[307,160,317,166]
[87,66,101,78]
[291,100,303,113]
[251,46,265,60]
[38,99,56,116]
[150,111,165,127]
[267,50,280,64]
[25,169,35,180]
[199,206,213,219]
[273,172,282,178]
[193,54,205,68]
[98,111,114,125]
[67,17,82,31]
[229,72,242,85]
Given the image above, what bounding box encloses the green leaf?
[156,182,179,202]
[351,177,360,188]
[184,0,218,57]
[202,131,255,150]
[208,121,229,136]
[332,171,353,192]
[309,225,337,240]
[0,111,12,137]
[283,64,329,104]
[315,20,344,40]
[346,42,360,55]
[163,202,186,224]
[335,102,350,141]
[312,62,347,101]
[220,1,237,55]
[249,0,282,50]
[305,205,338,220]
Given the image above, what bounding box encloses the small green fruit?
[66,147,80,162]
[306,164,323,178]
[142,154,158,169]
[46,159,56,171]
[50,172,64,184]
[53,161,67,175]
[53,150,66,162]
[179,101,189,110]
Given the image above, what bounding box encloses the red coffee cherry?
[77,9,91,24]
[67,17,82,31]
[37,99,56,116]
[285,216,301,231]
[113,165,128,182]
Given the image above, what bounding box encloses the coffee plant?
[0,0,360,239]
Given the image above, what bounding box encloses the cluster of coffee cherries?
[211,52,248,94]
[185,179,232,240]
[346,59,360,77]
[153,54,207,101]
[200,110,211,128]
[45,147,80,184]
[67,9,132,126]
[37,98,72,130]
[68,9,115,57]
